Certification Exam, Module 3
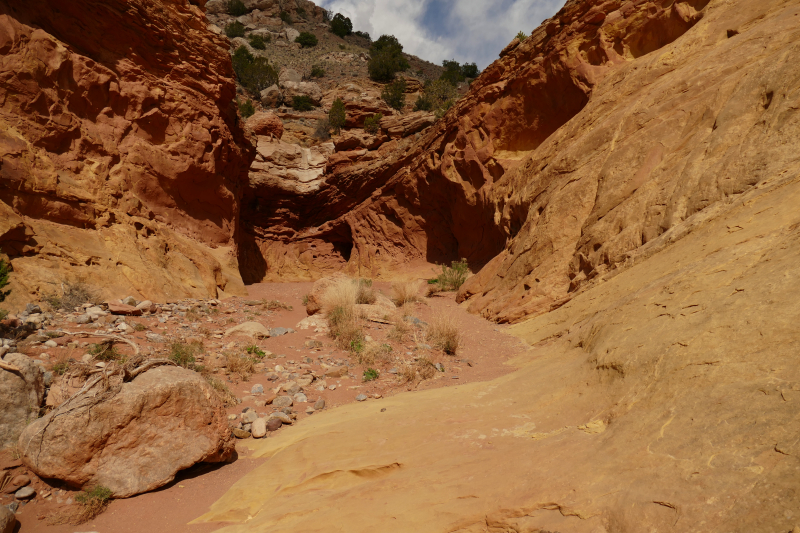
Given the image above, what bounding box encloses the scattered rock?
[43,340,57,348]
[145,332,167,343]
[19,366,234,498]
[121,296,137,306]
[355,394,367,402]
[0,506,15,533]
[260,84,283,108]
[2,475,30,495]
[266,418,282,431]
[232,428,251,439]
[273,395,293,408]
[269,327,294,337]
[294,393,308,403]
[242,410,258,424]
[14,487,34,500]
[270,412,292,425]
[246,112,284,139]
[25,304,41,314]
[314,398,325,410]
[434,363,445,372]
[225,322,271,339]
[304,339,323,349]
[251,418,267,439]
[107,302,143,316]
[251,384,264,395]
[0,353,44,448]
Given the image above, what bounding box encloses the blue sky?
[318,0,564,69]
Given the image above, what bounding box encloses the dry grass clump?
[42,280,99,311]
[262,299,293,311]
[225,352,255,381]
[427,314,461,355]
[398,355,437,383]
[323,279,366,351]
[357,342,393,366]
[48,485,112,525]
[88,341,122,362]
[392,280,421,306]
[354,278,376,304]
[204,375,238,406]
[169,341,203,369]
[388,315,412,342]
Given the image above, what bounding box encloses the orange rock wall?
[0,0,252,306]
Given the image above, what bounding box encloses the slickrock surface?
[0,0,251,308]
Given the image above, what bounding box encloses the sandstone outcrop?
[246,112,284,139]
[19,364,234,498]
[0,353,44,448]
[0,0,251,309]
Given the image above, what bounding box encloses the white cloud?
[318,0,564,69]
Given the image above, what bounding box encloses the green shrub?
[429,258,470,291]
[310,65,325,78]
[0,259,9,303]
[416,79,458,118]
[516,30,528,41]
[354,30,371,41]
[238,98,255,118]
[440,59,465,86]
[279,10,292,24]
[330,13,353,37]
[350,336,365,353]
[225,21,245,38]
[248,34,268,49]
[52,361,69,375]
[461,62,480,78]
[328,97,346,134]
[314,118,331,140]
[74,485,113,522]
[296,7,306,18]
[363,368,379,382]
[292,95,316,111]
[169,341,204,370]
[232,46,278,96]
[414,95,432,112]
[381,77,406,110]
[245,345,266,358]
[368,35,409,82]
[302,294,310,306]
[227,0,247,16]
[295,32,318,48]
[88,342,121,362]
[363,113,383,134]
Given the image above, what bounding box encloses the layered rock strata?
[0,0,252,308]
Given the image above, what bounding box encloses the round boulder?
[246,112,284,139]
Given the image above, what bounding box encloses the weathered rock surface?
[0,353,44,448]
[19,365,234,498]
[0,506,15,533]
[0,0,251,308]
[225,321,271,339]
[246,112,284,139]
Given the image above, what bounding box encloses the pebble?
[328,384,337,390]
[242,411,258,424]
[15,487,35,500]
[251,418,267,438]
[273,395,293,408]
[251,384,264,395]
[314,398,325,410]
[270,412,293,424]
[145,332,167,343]
[227,414,238,421]
[388,368,398,374]
[43,340,57,348]
[294,393,308,403]
[274,365,285,372]
[434,363,445,372]
[232,428,251,439]
[266,417,283,431]
[269,327,295,337]
[355,394,367,402]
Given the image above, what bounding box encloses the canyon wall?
[245,0,800,323]
[0,0,252,307]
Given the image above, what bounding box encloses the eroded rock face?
[239,0,800,325]
[0,0,252,307]
[18,365,234,498]
[0,354,44,448]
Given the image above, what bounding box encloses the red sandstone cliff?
[0,0,252,306]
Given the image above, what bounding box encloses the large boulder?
[0,353,44,449]
[379,111,435,139]
[260,84,283,108]
[278,68,302,86]
[225,321,271,338]
[281,81,323,105]
[246,112,284,139]
[305,273,351,315]
[18,365,234,498]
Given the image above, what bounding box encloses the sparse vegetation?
[168,341,203,369]
[310,64,325,78]
[227,0,247,17]
[368,34,410,82]
[296,7,307,18]
[427,314,461,355]
[392,280,421,306]
[364,113,383,134]
[88,341,121,362]
[295,31,318,48]
[363,367,379,381]
[245,344,266,358]
[323,279,365,351]
[52,360,70,375]
[238,98,255,118]
[292,95,316,111]
[329,97,346,134]
[314,118,331,140]
[330,13,353,38]
[70,485,113,524]
[381,77,406,110]
[232,46,279,96]
[248,34,268,49]
[0,259,9,304]
[415,79,458,118]
[516,30,528,41]
[261,300,293,311]
[354,30,371,41]
[279,10,292,24]
[225,351,256,381]
[302,294,310,306]
[354,278,376,304]
[43,280,98,311]
[132,322,148,332]
[204,375,238,406]
[428,258,470,293]
[224,21,245,38]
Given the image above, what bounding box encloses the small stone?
[121,296,138,306]
[274,365,284,372]
[328,384,337,390]
[434,363,445,372]
[269,327,294,337]
[273,395,293,408]
[294,393,308,403]
[43,371,53,387]
[227,414,238,421]
[145,332,167,343]
[306,408,315,414]
[355,394,367,402]
[232,428,251,439]
[388,368,398,374]
[242,410,258,424]
[74,314,92,324]
[266,417,282,431]
[251,418,267,438]
[314,398,325,410]
[251,384,264,395]
[15,486,35,500]
[304,339,323,349]
[365,335,374,342]
[286,383,301,395]
[43,340,57,348]
[26,303,41,314]
[270,412,292,424]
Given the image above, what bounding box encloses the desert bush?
[232,46,278,96]
[427,314,460,355]
[296,7,307,18]
[388,314,412,341]
[238,98,255,118]
[310,64,325,78]
[363,367,379,381]
[354,30,371,41]
[359,342,392,366]
[43,280,98,311]
[314,118,331,140]
[381,77,406,110]
[416,79,458,118]
[363,113,382,134]
[225,21,245,38]
[64,485,113,524]
[295,32,318,48]
[516,30,528,41]
[169,341,203,369]
[302,294,310,306]
[245,344,266,358]
[132,322,147,332]
[440,59,465,86]
[227,0,247,16]
[392,280,421,306]
[225,352,255,381]
[429,258,469,292]
[88,341,121,362]
[204,375,238,406]
[259,299,292,311]
[368,34,409,82]
[248,34,268,49]
[292,95,316,111]
[354,278,376,304]
[329,97,346,134]
[416,355,437,380]
[0,259,9,304]
[279,10,292,24]
[323,279,366,350]
[461,62,480,79]
[330,13,353,37]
